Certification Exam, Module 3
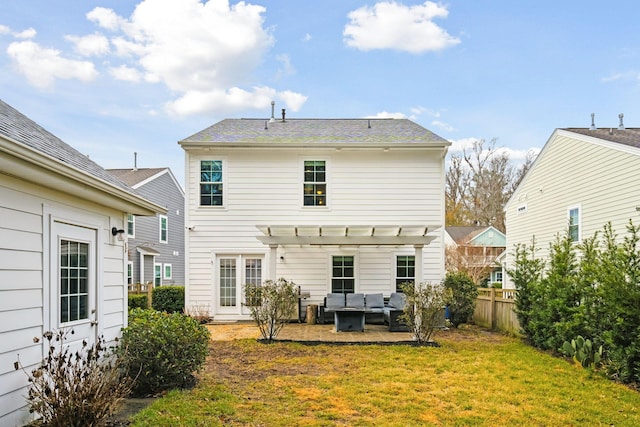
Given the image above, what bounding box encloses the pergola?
[256,224,441,283]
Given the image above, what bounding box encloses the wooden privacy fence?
[473,288,521,335]
[128,282,153,307]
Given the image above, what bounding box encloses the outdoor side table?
[334,308,365,332]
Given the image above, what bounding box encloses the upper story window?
[568,206,581,242]
[200,160,223,206]
[303,160,326,206]
[127,214,135,237]
[159,215,168,243]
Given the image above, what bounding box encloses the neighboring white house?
[0,99,164,426]
[179,114,450,321]
[445,226,506,285]
[504,120,640,289]
[107,167,185,287]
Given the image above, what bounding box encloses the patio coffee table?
[334,308,365,332]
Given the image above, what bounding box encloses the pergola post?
[269,244,278,281]
[414,244,424,287]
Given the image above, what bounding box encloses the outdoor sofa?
[318,292,409,331]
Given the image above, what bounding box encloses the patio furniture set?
[317,292,410,332]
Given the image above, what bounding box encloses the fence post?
[489,288,496,329]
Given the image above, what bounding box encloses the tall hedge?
[510,221,640,384]
[152,285,185,313]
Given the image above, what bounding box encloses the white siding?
[0,175,129,426]
[184,148,446,319]
[505,131,640,288]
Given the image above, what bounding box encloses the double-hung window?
[127,214,135,237]
[159,215,168,243]
[396,255,415,292]
[568,206,581,242]
[332,256,354,293]
[303,160,326,206]
[154,263,162,287]
[200,160,223,206]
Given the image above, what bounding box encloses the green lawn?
[128,328,640,426]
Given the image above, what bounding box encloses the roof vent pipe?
[133,152,137,171]
[281,108,286,122]
[264,120,268,130]
[270,101,275,123]
[618,113,625,130]
[589,113,596,130]
[368,119,371,129]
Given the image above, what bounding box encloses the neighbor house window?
[127,261,133,285]
[332,256,354,293]
[154,263,162,287]
[303,160,326,206]
[163,263,172,280]
[200,160,223,206]
[568,206,581,242]
[127,214,135,237]
[60,240,89,323]
[159,215,168,243]
[396,255,415,292]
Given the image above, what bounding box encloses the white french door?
[51,221,98,349]
[215,255,263,315]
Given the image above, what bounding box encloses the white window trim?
[199,158,227,208]
[300,157,331,209]
[212,252,267,312]
[127,214,135,238]
[163,263,172,280]
[567,204,582,243]
[395,253,416,292]
[127,261,133,285]
[328,251,358,293]
[154,262,162,286]
[159,214,168,244]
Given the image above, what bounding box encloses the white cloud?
[109,64,143,82]
[87,7,126,31]
[14,27,37,39]
[166,86,306,116]
[431,120,455,132]
[343,1,460,53]
[303,33,312,42]
[275,53,295,80]
[0,25,10,35]
[65,33,110,56]
[365,111,407,119]
[7,41,98,88]
[448,137,478,154]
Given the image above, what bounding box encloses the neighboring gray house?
[504,119,640,288]
[107,168,185,287]
[0,99,164,426]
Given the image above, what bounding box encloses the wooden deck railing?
[473,288,520,335]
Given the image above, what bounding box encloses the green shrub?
[400,282,451,344]
[22,330,131,427]
[561,335,603,368]
[244,278,297,343]
[152,285,185,313]
[128,293,148,309]
[119,308,210,396]
[443,272,478,328]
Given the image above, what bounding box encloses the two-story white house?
[179,114,450,320]
[504,119,640,288]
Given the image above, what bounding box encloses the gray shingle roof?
[0,99,132,192]
[180,118,450,146]
[107,168,167,187]
[563,127,640,150]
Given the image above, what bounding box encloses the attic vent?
[589,113,596,130]
[618,113,625,130]
[281,108,286,122]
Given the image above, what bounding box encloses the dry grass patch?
[128,327,640,426]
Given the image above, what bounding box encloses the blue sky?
[1,0,639,186]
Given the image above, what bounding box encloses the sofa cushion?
[325,293,345,310]
[388,292,406,309]
[346,293,365,309]
[365,293,384,309]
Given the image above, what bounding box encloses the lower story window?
[332,256,354,294]
[60,240,89,323]
[396,255,415,292]
[154,263,162,287]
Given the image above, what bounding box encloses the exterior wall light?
[111,227,126,241]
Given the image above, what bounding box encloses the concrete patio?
[207,321,414,343]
